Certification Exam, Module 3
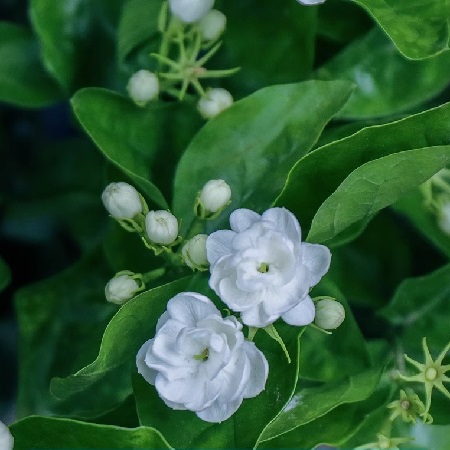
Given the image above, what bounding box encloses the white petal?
[262,207,301,242]
[281,295,315,326]
[217,275,262,311]
[196,398,243,423]
[155,373,204,409]
[155,311,170,333]
[0,421,13,450]
[167,292,219,326]
[242,342,269,398]
[206,230,235,265]
[301,242,331,286]
[230,208,261,232]
[136,339,157,385]
[240,302,279,327]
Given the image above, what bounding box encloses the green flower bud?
[182,234,209,270]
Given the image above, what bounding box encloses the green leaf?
[307,145,450,244]
[173,80,353,232]
[276,102,450,236]
[10,416,171,449]
[50,277,193,417]
[118,0,162,63]
[0,256,11,293]
[352,0,450,60]
[15,252,116,418]
[71,88,168,209]
[317,28,450,119]
[0,22,62,107]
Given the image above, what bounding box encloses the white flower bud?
[438,202,450,235]
[169,0,214,23]
[182,234,209,269]
[296,0,326,5]
[145,210,179,245]
[314,299,345,330]
[197,88,233,119]
[199,179,231,215]
[127,70,159,106]
[198,9,226,41]
[102,182,143,219]
[105,273,142,305]
[0,421,13,450]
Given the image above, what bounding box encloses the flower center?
[425,366,438,381]
[258,262,270,273]
[400,400,410,410]
[193,347,209,362]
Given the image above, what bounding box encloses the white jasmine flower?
[314,298,345,330]
[0,421,13,450]
[198,179,232,215]
[145,210,179,245]
[182,234,209,270]
[197,88,233,119]
[438,202,450,235]
[169,0,214,23]
[137,292,268,423]
[198,9,226,41]
[127,70,159,106]
[105,273,142,305]
[207,207,331,328]
[296,0,326,5]
[101,182,143,219]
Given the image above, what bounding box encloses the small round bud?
[0,421,13,450]
[105,273,142,305]
[314,298,345,330]
[182,234,209,270]
[127,70,159,106]
[169,0,214,23]
[199,179,231,215]
[102,182,143,219]
[145,210,179,245]
[197,88,233,119]
[198,9,226,41]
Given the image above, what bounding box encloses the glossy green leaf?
[308,145,450,244]
[352,0,450,60]
[118,0,162,63]
[51,277,192,417]
[10,416,171,450]
[0,256,11,293]
[173,80,353,232]
[71,88,168,208]
[276,102,450,237]
[0,22,62,107]
[393,189,450,259]
[317,28,450,119]
[15,252,116,418]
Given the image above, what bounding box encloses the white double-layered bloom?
[207,208,331,328]
[137,292,268,423]
[169,0,214,23]
[0,421,13,450]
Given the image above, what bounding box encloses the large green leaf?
[257,367,384,445]
[173,80,353,233]
[276,102,450,237]
[10,416,171,450]
[15,252,116,418]
[0,22,62,107]
[317,28,450,119]
[307,145,450,244]
[50,277,193,417]
[71,88,169,208]
[352,0,450,59]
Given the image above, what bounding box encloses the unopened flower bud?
[198,179,231,217]
[314,298,345,330]
[127,70,159,106]
[0,421,13,450]
[105,272,143,305]
[169,0,214,23]
[145,210,179,245]
[198,9,226,41]
[182,234,209,270]
[197,88,233,119]
[102,182,143,219]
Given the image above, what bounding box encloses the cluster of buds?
[126,0,234,119]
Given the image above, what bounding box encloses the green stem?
[264,324,291,364]
[141,268,166,283]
